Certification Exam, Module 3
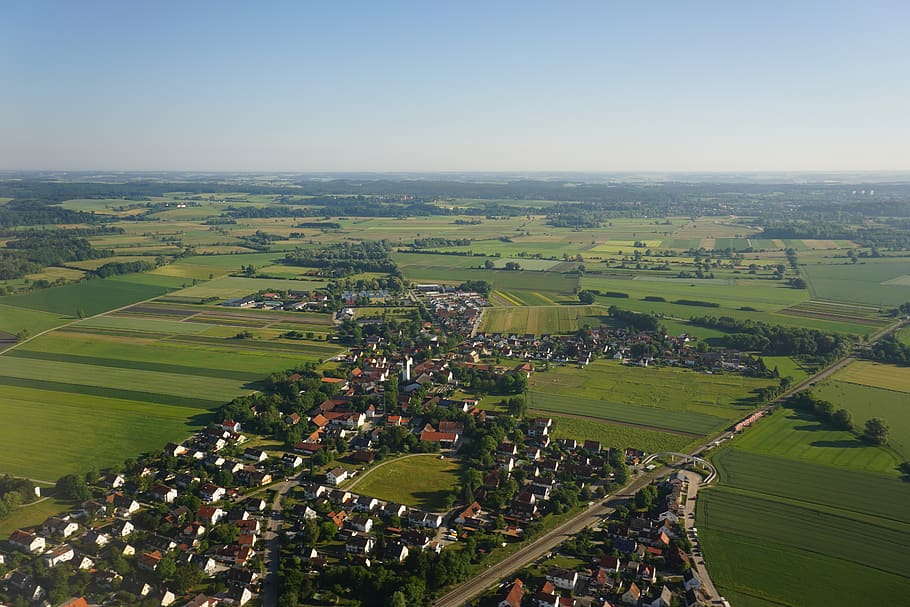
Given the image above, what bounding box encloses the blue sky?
[2,1,908,171]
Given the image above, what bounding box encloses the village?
[1,289,751,607]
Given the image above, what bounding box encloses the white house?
[326,467,349,486]
[545,567,578,591]
[8,530,45,553]
[43,544,75,567]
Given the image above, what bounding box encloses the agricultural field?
[776,299,890,328]
[800,257,910,307]
[813,377,910,459]
[541,415,693,454]
[827,359,910,393]
[345,454,461,512]
[699,408,910,606]
[527,360,777,435]
[0,278,173,316]
[480,305,605,335]
[0,383,211,480]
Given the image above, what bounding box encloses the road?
[679,471,720,603]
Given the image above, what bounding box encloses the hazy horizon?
[3,1,908,172]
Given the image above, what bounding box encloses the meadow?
[800,257,910,307]
[827,359,910,393]
[345,454,461,512]
[0,278,173,316]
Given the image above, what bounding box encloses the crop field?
[0,384,211,480]
[800,258,910,306]
[0,303,71,337]
[700,406,910,606]
[828,360,910,393]
[346,454,461,512]
[813,379,910,459]
[777,299,890,327]
[168,275,314,299]
[527,360,776,433]
[480,305,605,335]
[731,409,900,472]
[0,278,172,316]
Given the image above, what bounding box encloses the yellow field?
[833,361,910,393]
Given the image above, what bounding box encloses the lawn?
[0,496,75,538]
[812,379,910,459]
[0,384,211,480]
[346,454,461,512]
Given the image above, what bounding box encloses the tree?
[832,408,853,431]
[390,591,408,607]
[577,290,596,304]
[863,418,889,445]
[55,474,91,500]
[507,395,528,418]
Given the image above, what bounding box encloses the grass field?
[813,378,910,459]
[0,303,72,337]
[699,407,910,606]
[480,305,605,334]
[527,360,776,434]
[345,454,461,512]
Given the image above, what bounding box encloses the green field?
[828,360,910,393]
[699,408,910,606]
[527,360,776,434]
[0,384,211,480]
[0,278,172,316]
[346,454,461,512]
[0,303,72,337]
[801,258,910,307]
[480,305,605,335]
[813,378,910,459]
[545,415,693,454]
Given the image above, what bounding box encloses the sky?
[1,1,909,172]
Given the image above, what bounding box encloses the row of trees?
[788,390,888,445]
[689,315,849,359]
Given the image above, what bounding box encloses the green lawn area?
[0,384,211,480]
[0,496,76,537]
[346,454,461,512]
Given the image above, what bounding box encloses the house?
[650,586,673,607]
[42,516,79,538]
[622,582,642,605]
[197,506,225,525]
[282,453,304,469]
[108,492,141,515]
[545,567,578,591]
[112,519,135,537]
[352,495,379,513]
[345,534,375,554]
[138,550,164,572]
[84,529,111,547]
[76,555,94,570]
[385,541,409,563]
[58,599,91,607]
[43,543,75,567]
[102,473,126,488]
[684,589,703,607]
[243,448,268,463]
[683,569,702,591]
[246,498,267,512]
[455,501,483,525]
[600,554,621,573]
[151,484,178,504]
[215,545,254,565]
[531,590,560,607]
[326,466,349,486]
[285,412,302,425]
[419,428,460,448]
[499,578,525,607]
[347,516,374,533]
[183,595,219,607]
[8,529,45,553]
[221,420,242,433]
[199,483,226,502]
